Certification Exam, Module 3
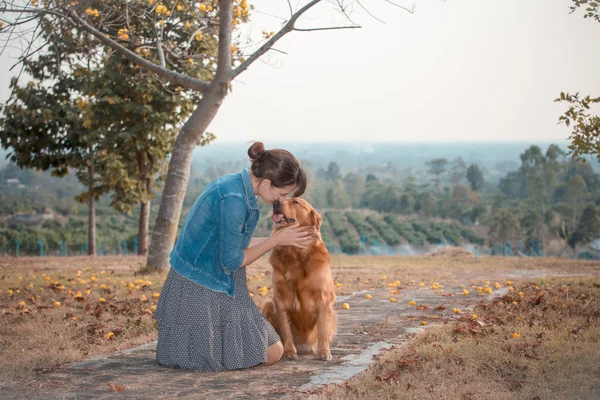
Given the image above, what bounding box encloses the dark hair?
[248,141,307,197]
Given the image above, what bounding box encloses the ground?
[0,252,598,399]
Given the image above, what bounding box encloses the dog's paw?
[318,349,332,361]
[283,348,298,360]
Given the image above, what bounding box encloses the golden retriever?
[261,198,337,361]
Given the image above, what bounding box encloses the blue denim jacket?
[169,169,260,297]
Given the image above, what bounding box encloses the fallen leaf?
[107,382,126,392]
[376,370,401,381]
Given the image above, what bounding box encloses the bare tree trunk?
[88,161,96,256]
[144,81,229,272]
[137,151,150,256]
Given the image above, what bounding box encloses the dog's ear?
[310,210,322,231]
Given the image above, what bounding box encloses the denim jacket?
[169,169,260,297]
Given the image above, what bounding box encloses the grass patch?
[312,277,600,400]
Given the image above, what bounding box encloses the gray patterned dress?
[155,267,280,371]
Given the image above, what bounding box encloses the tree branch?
[215,0,233,77]
[356,0,385,24]
[67,9,209,91]
[383,0,416,14]
[232,0,323,79]
[293,26,361,31]
[1,6,211,92]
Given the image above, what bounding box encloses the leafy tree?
[556,2,600,161]
[449,157,466,185]
[466,164,485,191]
[415,191,436,217]
[1,66,105,255]
[562,175,588,223]
[447,184,478,223]
[88,55,204,255]
[4,0,409,271]
[569,203,600,248]
[425,158,448,189]
[342,172,365,207]
[325,162,341,182]
[326,179,351,209]
[488,208,521,244]
[518,145,563,222]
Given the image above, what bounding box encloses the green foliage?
[325,212,359,254]
[569,203,600,247]
[345,211,383,245]
[466,164,485,191]
[384,215,425,246]
[365,214,402,246]
[488,208,521,244]
[556,92,600,162]
[569,0,600,22]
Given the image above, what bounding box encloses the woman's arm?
[248,237,269,248]
[240,237,279,268]
[240,225,317,268]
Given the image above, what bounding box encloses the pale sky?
[1,0,599,144]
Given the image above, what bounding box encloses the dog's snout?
[273,200,282,209]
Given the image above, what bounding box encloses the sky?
[1,0,599,145]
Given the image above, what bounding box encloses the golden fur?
[260,198,337,361]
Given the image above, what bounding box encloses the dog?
[260,197,337,361]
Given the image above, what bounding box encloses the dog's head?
[271,197,322,232]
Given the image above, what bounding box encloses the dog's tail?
[260,299,278,331]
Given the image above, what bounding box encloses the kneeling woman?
[155,142,316,371]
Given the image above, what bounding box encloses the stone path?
[0,277,523,399]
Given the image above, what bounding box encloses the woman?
[155,141,315,371]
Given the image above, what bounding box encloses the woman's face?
[258,180,297,205]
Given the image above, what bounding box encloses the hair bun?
[248,141,266,162]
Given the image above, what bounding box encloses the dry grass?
[1,254,598,385]
[311,277,600,400]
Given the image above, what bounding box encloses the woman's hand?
[272,223,318,249]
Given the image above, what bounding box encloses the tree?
[4,0,407,271]
[488,208,521,245]
[88,56,203,256]
[518,145,562,222]
[556,2,600,161]
[562,175,588,223]
[449,157,466,185]
[342,172,365,208]
[325,162,341,182]
[466,164,485,191]
[520,205,543,239]
[416,191,436,217]
[447,184,478,222]
[326,179,351,209]
[1,70,105,255]
[1,28,202,256]
[425,158,448,189]
[569,203,600,248]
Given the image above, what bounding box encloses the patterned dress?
[155,267,280,371]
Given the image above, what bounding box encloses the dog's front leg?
[275,302,297,359]
[317,303,333,361]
